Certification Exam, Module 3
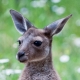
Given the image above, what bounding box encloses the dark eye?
[17,40,22,45]
[33,41,42,47]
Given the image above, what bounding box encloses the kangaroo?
[10,10,72,80]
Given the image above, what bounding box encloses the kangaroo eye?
[34,41,42,47]
[17,40,22,45]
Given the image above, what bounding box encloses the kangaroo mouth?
[16,55,28,63]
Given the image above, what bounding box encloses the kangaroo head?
[10,10,72,63]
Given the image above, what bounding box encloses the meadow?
[0,0,80,80]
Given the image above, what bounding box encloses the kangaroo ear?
[10,10,34,34]
[44,15,72,37]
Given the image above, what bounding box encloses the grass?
[0,0,80,80]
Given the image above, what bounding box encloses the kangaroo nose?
[17,51,25,58]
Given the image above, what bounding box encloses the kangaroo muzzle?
[17,51,28,62]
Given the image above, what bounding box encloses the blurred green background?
[0,0,80,80]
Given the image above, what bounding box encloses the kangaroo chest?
[19,68,59,80]
[31,73,57,80]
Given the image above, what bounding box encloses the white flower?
[76,19,80,26]
[0,59,9,64]
[20,8,29,15]
[77,68,80,73]
[31,0,46,8]
[51,0,61,3]
[12,43,18,48]
[52,6,65,15]
[60,55,70,63]
[73,38,80,47]
[0,73,6,80]
[2,69,21,75]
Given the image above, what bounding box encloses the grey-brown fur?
[10,10,72,80]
